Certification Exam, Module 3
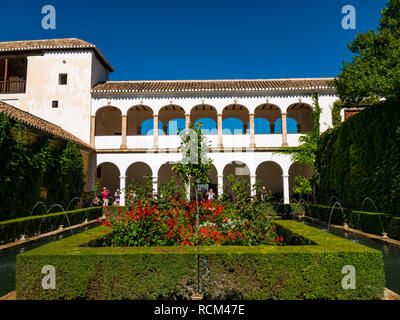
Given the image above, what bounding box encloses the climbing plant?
[276,92,321,172]
[0,114,86,221]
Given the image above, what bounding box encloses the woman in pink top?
[101,187,109,207]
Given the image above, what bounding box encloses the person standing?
[102,187,110,207]
[114,189,120,206]
[261,186,267,203]
[206,188,215,200]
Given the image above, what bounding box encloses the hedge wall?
[16,220,385,300]
[0,113,86,221]
[0,207,102,245]
[304,204,349,226]
[315,100,400,214]
[305,204,400,240]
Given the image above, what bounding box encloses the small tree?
[335,0,400,103]
[293,176,312,201]
[173,123,212,199]
[173,122,212,297]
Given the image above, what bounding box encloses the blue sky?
[1,0,388,134]
[1,0,388,81]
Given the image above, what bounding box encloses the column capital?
[217,113,223,117]
[282,174,289,178]
[281,112,288,116]
[121,114,127,118]
[249,113,255,117]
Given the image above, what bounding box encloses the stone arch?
[191,104,218,134]
[222,104,249,134]
[254,103,281,134]
[223,161,251,197]
[125,162,153,189]
[159,105,185,135]
[287,103,313,133]
[127,105,154,135]
[256,161,283,197]
[94,162,120,197]
[95,106,122,136]
[157,162,185,189]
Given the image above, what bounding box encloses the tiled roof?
[0,101,93,150]
[92,78,335,93]
[0,38,113,72]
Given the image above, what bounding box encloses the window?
[52,101,59,108]
[59,74,68,85]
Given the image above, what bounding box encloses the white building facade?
[0,38,338,205]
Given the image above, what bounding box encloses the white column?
[250,175,256,197]
[119,176,126,206]
[249,113,255,148]
[185,114,191,131]
[218,175,223,199]
[153,114,159,148]
[281,112,288,147]
[152,176,158,196]
[217,113,223,148]
[283,174,290,204]
[121,115,127,149]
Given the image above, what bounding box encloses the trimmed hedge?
[305,204,349,226]
[305,204,400,240]
[315,100,400,215]
[16,220,385,300]
[347,211,389,235]
[0,207,102,245]
[274,203,305,217]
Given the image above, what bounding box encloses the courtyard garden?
[13,123,388,300]
[3,0,400,302]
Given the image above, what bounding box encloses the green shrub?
[0,114,86,221]
[315,100,400,215]
[304,204,400,241]
[305,204,348,226]
[0,207,102,245]
[275,203,306,217]
[16,220,385,300]
[387,217,400,240]
[347,211,389,235]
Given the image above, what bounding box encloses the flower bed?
[16,220,385,300]
[93,199,283,247]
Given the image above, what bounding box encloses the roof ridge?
[0,38,113,72]
[0,101,92,149]
[0,37,94,45]
[106,77,335,83]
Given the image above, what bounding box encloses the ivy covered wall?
[0,113,86,221]
[315,100,400,214]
